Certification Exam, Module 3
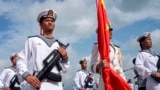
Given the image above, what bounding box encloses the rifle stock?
[36,42,69,81]
[9,75,20,89]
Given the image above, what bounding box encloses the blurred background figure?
[73,58,95,90]
[0,52,22,90]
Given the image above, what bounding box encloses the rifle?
[9,75,20,89]
[36,41,69,82]
[84,72,94,88]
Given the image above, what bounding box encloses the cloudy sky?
[0,0,160,89]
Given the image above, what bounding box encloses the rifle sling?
[47,72,62,82]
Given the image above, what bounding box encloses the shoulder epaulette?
[113,44,120,48]
[4,66,13,70]
[28,35,40,38]
[4,67,10,69]
[77,70,81,72]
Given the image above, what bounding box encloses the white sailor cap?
[137,32,150,42]
[37,9,57,23]
[10,52,18,60]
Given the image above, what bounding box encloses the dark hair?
[79,60,83,64]
[79,59,87,64]
[140,43,143,50]
[139,36,149,50]
[139,36,147,50]
[10,57,14,61]
[10,53,18,61]
[139,37,146,42]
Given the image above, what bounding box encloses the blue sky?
[0,0,160,89]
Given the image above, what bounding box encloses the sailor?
[73,58,94,90]
[90,26,126,90]
[135,32,160,90]
[0,52,21,90]
[16,9,70,90]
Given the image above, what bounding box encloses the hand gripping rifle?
[84,72,94,88]
[36,41,69,82]
[9,74,20,89]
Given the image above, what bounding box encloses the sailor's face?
[142,37,152,48]
[81,61,87,69]
[145,37,152,47]
[40,18,55,32]
[12,56,17,66]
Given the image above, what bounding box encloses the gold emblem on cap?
[47,10,53,16]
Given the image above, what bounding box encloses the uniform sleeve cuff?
[61,59,68,63]
[23,71,31,80]
[92,64,98,73]
[151,71,156,77]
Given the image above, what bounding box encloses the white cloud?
[108,0,160,29]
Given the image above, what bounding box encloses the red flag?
[96,0,132,90]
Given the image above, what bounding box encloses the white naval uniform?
[114,45,126,79]
[0,67,20,89]
[90,43,126,90]
[17,35,70,90]
[134,68,146,89]
[73,70,94,90]
[135,50,160,90]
